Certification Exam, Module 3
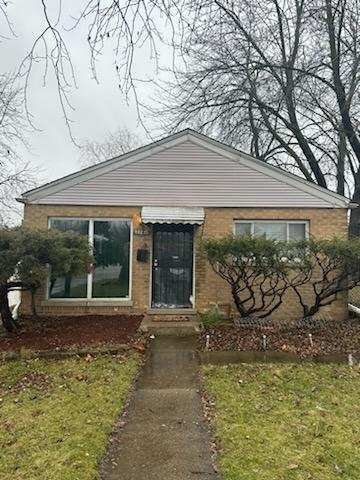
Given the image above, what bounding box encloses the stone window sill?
[41,300,133,307]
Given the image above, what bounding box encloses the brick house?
[18,130,353,322]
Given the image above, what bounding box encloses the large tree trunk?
[349,181,360,236]
[337,131,346,196]
[0,286,17,332]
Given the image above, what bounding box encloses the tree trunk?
[0,286,17,332]
[325,0,360,166]
[231,286,246,317]
[337,130,346,196]
[349,183,360,236]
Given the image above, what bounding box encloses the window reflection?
[92,220,131,298]
[49,219,89,298]
[48,218,131,299]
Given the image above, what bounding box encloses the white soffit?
[141,206,205,225]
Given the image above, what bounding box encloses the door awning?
[141,206,205,225]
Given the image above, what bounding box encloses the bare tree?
[0,73,34,225]
[158,0,360,226]
[1,1,360,227]
[79,127,141,167]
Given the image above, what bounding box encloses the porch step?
[146,308,197,323]
[139,315,201,336]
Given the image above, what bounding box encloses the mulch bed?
[0,315,143,352]
[199,319,360,357]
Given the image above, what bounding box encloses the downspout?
[11,300,21,320]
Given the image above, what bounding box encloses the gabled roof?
[19,129,353,208]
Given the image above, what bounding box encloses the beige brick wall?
[21,205,151,316]
[196,207,348,321]
[22,204,348,321]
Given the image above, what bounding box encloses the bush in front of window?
[0,228,93,332]
[202,235,360,321]
[290,237,360,318]
[202,235,294,320]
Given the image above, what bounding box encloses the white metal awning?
[141,206,205,225]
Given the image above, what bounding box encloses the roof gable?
[21,130,351,208]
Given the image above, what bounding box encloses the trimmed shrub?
[0,228,93,331]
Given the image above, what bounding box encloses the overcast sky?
[1,1,171,186]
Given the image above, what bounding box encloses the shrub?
[290,237,360,318]
[203,234,360,321]
[202,235,292,319]
[201,305,225,328]
[0,228,93,332]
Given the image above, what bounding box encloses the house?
[18,129,353,322]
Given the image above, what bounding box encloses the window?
[48,218,131,299]
[92,220,130,298]
[234,220,308,241]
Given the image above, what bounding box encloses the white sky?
[1,0,172,186]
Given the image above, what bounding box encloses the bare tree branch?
[0,73,36,225]
[79,126,141,166]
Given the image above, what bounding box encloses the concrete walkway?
[100,336,219,480]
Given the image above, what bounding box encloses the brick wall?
[21,205,151,316]
[22,204,348,321]
[196,207,348,321]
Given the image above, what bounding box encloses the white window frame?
[234,220,309,241]
[47,217,133,301]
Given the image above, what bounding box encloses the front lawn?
[0,353,139,480]
[203,362,360,480]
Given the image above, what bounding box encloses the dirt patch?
[198,319,360,357]
[0,315,143,352]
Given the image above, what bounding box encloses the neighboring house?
[18,130,353,322]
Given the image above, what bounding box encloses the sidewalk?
[100,335,219,480]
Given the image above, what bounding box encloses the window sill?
[41,300,133,307]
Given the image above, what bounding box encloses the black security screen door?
[152,224,194,308]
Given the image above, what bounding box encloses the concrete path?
[100,336,219,480]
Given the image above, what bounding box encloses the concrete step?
[139,316,201,336]
[146,308,197,323]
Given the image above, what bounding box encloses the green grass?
[203,363,360,480]
[0,354,139,480]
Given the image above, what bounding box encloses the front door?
[152,224,194,308]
